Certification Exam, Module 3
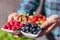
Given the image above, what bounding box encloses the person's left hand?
[37,14,60,38]
[8,12,23,38]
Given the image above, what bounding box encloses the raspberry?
[8,28,11,30]
[3,25,7,29]
[12,26,16,30]
[14,21,20,26]
[10,21,14,26]
[19,23,24,27]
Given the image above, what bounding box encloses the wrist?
[57,18,60,26]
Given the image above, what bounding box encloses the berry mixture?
[14,14,46,25]
[2,13,46,35]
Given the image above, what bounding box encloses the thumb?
[8,13,18,22]
[41,20,53,29]
[8,15,14,22]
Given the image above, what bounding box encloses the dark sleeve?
[17,0,40,15]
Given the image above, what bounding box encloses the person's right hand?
[8,12,18,22]
[37,14,60,38]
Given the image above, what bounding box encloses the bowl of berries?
[21,22,42,38]
[1,13,46,38]
[20,14,46,38]
[1,20,25,34]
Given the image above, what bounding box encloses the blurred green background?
[0,30,33,40]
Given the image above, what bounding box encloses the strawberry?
[42,16,46,22]
[37,14,43,18]
[29,18,36,22]
[30,21,35,23]
[38,18,41,21]
[33,18,38,21]
[33,15,38,19]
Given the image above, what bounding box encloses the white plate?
[21,28,42,38]
[1,28,21,34]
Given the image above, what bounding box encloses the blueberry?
[26,30,29,33]
[29,27,32,31]
[33,32,37,34]
[31,24,35,28]
[24,26,29,30]
[30,31,33,34]
[32,29,35,31]
[21,29,26,32]
[33,23,38,27]
[37,26,41,31]
[21,27,26,32]
[34,27,37,30]
[25,23,31,27]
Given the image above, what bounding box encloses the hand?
[37,14,60,38]
[8,12,23,38]
[8,12,18,22]
[13,33,23,38]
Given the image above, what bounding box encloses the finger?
[37,23,56,38]
[14,15,20,21]
[56,16,60,26]
[41,17,58,29]
[8,15,14,22]
[41,15,59,28]
[8,13,18,22]
[12,13,18,17]
[13,33,23,38]
[41,21,53,28]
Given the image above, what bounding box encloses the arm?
[35,0,44,15]
[17,0,40,15]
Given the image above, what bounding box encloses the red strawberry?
[29,18,33,21]
[38,18,41,21]
[33,16,38,19]
[29,18,35,22]
[30,21,35,23]
[42,16,46,22]
[33,16,38,21]
[37,14,43,18]
[33,18,38,21]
